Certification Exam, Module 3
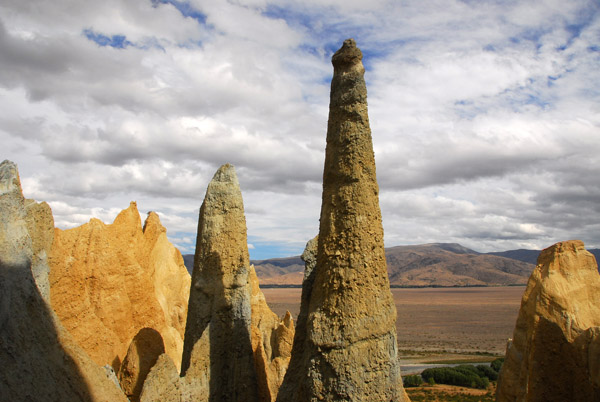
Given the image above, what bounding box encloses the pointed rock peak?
[88,218,105,227]
[143,211,166,236]
[113,201,142,228]
[211,163,238,185]
[282,311,293,328]
[277,39,405,402]
[332,38,363,69]
[0,160,22,195]
[180,163,258,399]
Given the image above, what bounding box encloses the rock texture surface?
[49,202,191,377]
[0,160,127,402]
[496,240,600,402]
[277,39,408,402]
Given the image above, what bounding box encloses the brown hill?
[385,243,533,286]
[183,243,534,287]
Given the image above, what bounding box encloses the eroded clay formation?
[277,39,408,402]
[49,201,191,387]
[496,240,600,402]
[142,164,294,402]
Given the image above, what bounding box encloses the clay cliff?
[0,160,127,402]
[496,240,600,402]
[49,201,191,388]
[277,39,408,401]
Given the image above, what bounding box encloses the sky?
[1,0,599,260]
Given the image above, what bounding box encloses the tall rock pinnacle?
[277,39,408,401]
[181,163,259,401]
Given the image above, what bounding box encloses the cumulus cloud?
[1,0,599,256]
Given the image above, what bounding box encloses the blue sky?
[1,0,599,259]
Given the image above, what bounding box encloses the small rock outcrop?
[140,353,187,402]
[49,202,191,378]
[277,39,408,401]
[0,160,127,402]
[118,328,166,402]
[496,240,600,402]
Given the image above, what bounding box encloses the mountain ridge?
[182,243,600,287]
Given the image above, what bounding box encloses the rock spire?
[496,240,600,402]
[277,39,408,401]
[181,163,259,401]
[143,163,294,401]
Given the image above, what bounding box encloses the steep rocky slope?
[49,202,191,378]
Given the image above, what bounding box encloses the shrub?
[403,375,424,387]
[476,364,498,381]
[421,365,490,389]
[491,357,504,373]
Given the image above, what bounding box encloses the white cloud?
[2,0,600,258]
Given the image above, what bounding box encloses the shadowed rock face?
[277,39,408,402]
[181,163,259,401]
[497,240,600,402]
[0,160,127,402]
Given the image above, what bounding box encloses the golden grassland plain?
[263,286,523,356]
[264,286,522,401]
[405,384,496,402]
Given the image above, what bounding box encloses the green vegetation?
[421,365,490,389]
[402,375,424,387]
[491,357,504,372]
[417,358,503,390]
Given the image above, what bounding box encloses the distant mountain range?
[182,243,600,287]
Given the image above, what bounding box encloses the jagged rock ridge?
[496,240,600,402]
[49,201,191,388]
[277,39,408,401]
